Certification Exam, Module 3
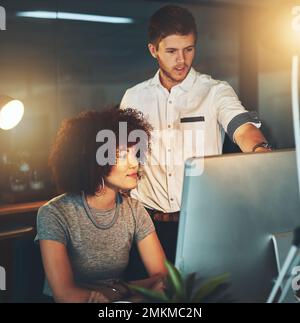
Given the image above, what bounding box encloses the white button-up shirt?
[121,68,260,212]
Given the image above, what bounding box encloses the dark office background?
[0,0,300,304]
[0,0,298,203]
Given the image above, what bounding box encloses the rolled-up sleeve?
[215,82,261,142]
[227,111,261,142]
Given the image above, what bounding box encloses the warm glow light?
[0,99,24,130]
[292,6,300,32]
[16,11,135,24]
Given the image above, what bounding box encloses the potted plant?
[128,260,230,303]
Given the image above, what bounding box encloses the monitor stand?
[271,231,298,303]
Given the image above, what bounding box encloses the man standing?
[121,5,271,262]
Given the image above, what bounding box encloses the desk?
[0,200,46,302]
[0,200,47,216]
[0,200,46,231]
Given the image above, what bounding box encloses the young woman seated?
[35,108,167,303]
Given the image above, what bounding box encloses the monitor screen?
[176,150,300,302]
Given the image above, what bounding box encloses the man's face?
[148,33,196,88]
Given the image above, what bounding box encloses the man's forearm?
[234,123,271,153]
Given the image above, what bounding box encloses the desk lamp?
[0,95,24,131]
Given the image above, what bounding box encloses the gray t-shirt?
[35,192,155,296]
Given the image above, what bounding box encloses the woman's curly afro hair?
[49,107,152,195]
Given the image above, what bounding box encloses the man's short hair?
[148,5,197,48]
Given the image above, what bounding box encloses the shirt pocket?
[180,116,205,123]
[179,115,205,160]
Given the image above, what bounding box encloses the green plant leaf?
[127,284,169,302]
[164,259,186,300]
[191,273,229,303]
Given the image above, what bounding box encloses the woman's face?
[105,145,139,191]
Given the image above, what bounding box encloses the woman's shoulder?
[120,194,149,221]
[120,193,144,209]
[39,193,81,216]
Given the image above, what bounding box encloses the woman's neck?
[86,185,118,210]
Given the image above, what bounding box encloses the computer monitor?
[175,150,300,302]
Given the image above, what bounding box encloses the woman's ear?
[148,43,157,59]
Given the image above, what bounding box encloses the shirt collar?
[149,67,197,92]
[149,69,161,87]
